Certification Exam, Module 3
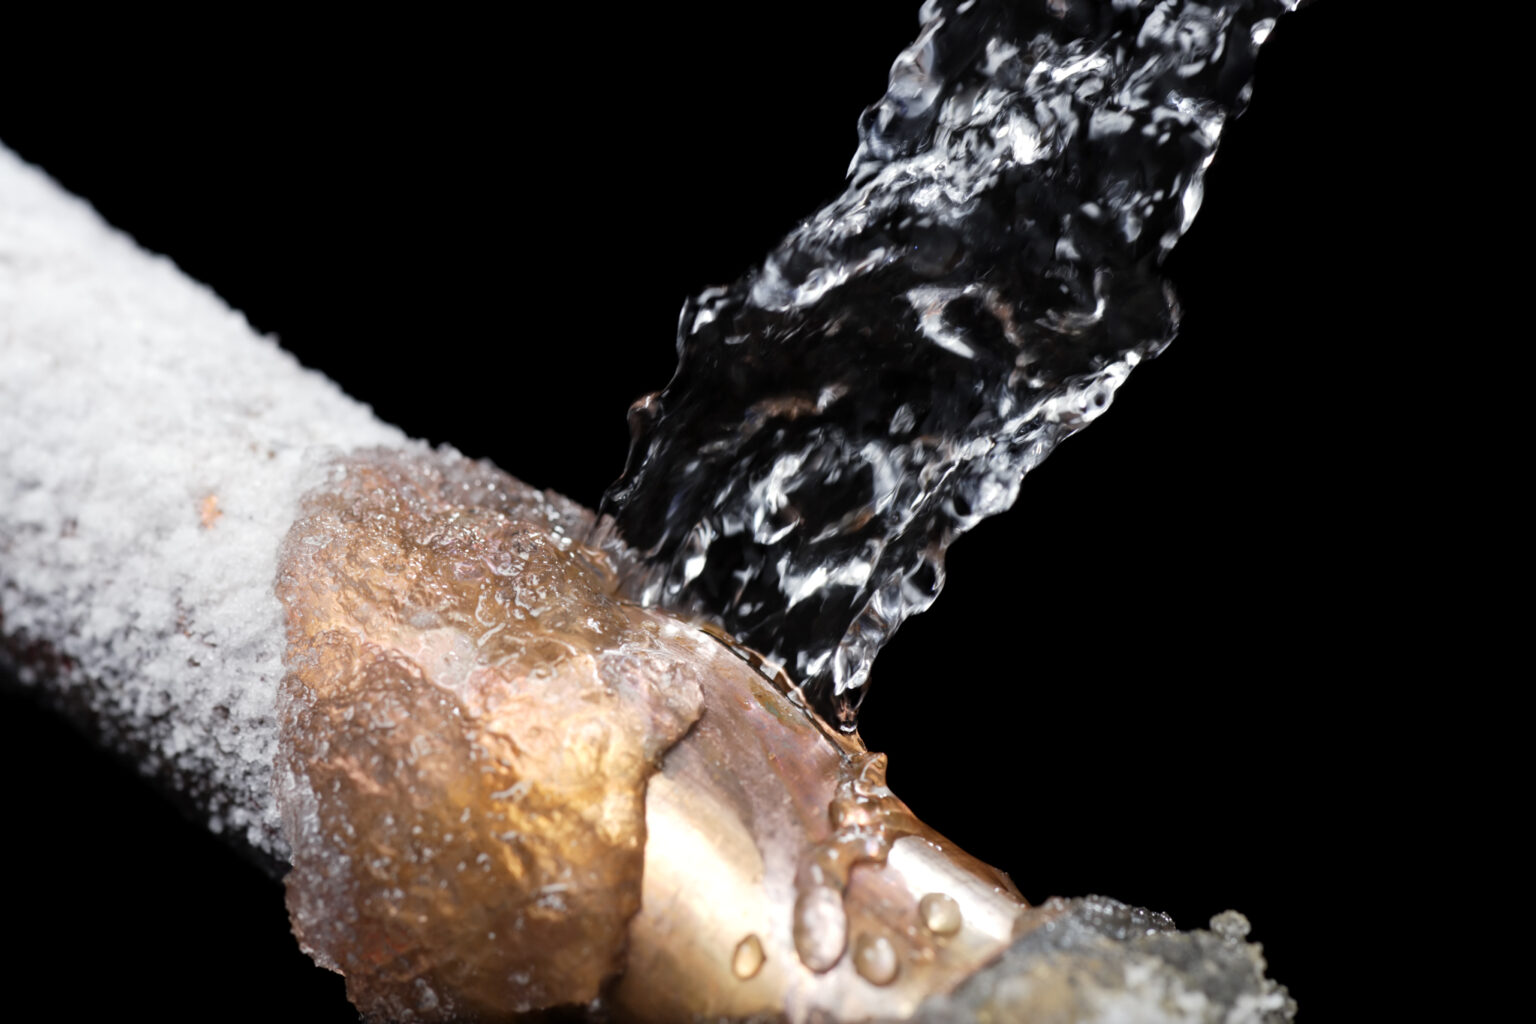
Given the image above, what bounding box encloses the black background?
[2,5,1423,1020]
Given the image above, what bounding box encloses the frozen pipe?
[0,141,407,861]
[0,137,1296,1021]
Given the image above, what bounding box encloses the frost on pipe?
[0,143,406,865]
[602,0,1297,728]
[0,4,1330,1020]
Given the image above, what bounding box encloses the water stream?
[598,0,1296,729]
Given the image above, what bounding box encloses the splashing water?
[600,0,1296,729]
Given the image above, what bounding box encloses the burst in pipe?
[0,1,1306,1020]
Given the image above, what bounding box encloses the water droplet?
[793,885,848,972]
[919,892,962,936]
[731,933,765,980]
[853,933,899,986]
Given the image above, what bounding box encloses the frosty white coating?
[905,897,1293,1023]
[0,144,407,858]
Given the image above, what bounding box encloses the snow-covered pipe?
[0,142,407,863]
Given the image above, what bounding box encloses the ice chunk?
[908,895,1294,1023]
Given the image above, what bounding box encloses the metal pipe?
[1,140,1293,1021]
[0,4,1386,1016]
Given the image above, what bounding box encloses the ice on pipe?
[907,896,1293,1022]
[275,448,705,1019]
[601,0,1296,728]
[0,143,406,858]
[0,2,1312,1014]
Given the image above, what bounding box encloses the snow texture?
[0,144,408,859]
[907,897,1294,1023]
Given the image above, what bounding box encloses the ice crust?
[907,896,1294,1023]
[0,144,406,858]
